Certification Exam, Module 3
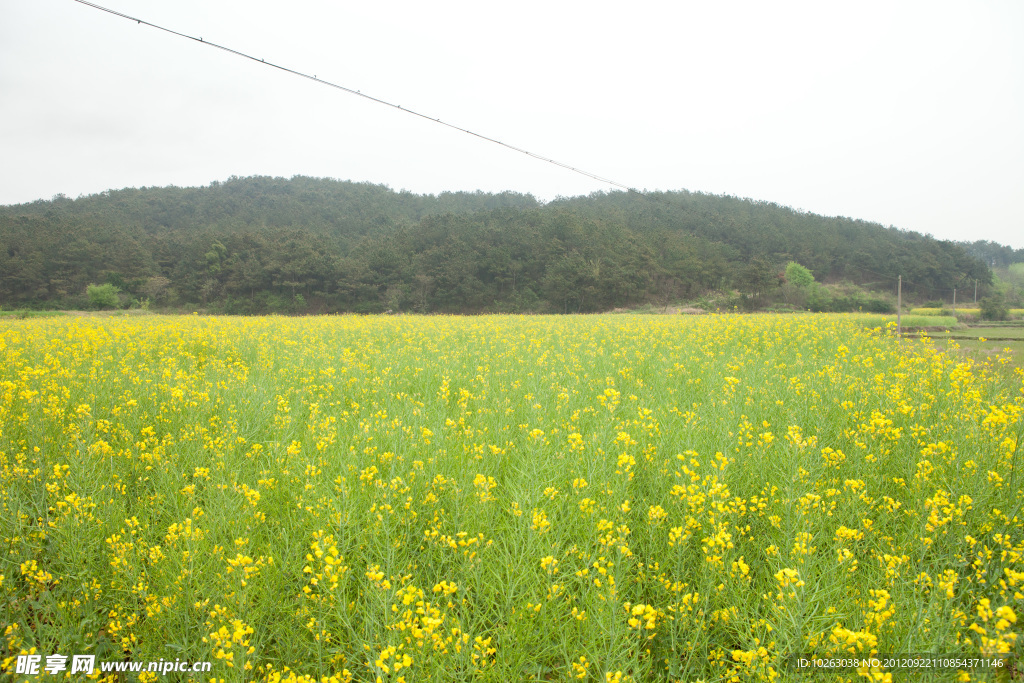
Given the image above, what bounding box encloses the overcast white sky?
[2,0,1022,247]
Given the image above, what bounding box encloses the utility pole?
[897,275,902,339]
[953,288,956,315]
[975,279,978,304]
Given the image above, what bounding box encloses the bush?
[805,282,833,312]
[785,262,815,288]
[86,283,121,310]
[979,294,1009,321]
[861,297,894,313]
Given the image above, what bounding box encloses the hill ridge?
[0,175,1001,313]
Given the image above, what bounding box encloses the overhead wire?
[63,0,991,300]
[69,0,639,195]
[844,263,981,299]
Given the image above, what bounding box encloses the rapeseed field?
[1,314,1021,682]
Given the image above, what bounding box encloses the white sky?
[2,0,1022,248]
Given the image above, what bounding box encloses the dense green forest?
[960,240,1024,269]
[0,175,1008,314]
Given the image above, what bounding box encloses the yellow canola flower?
[3,313,1023,683]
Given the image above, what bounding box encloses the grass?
[1,314,1022,682]
[931,327,1024,340]
[853,313,958,329]
[910,307,1024,320]
[897,314,958,328]
[923,327,1024,368]
[924,329,1024,369]
[0,310,67,318]
[943,338,1024,367]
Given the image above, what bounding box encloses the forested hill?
[0,175,996,313]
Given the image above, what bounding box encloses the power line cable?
[69,0,639,194]
[51,0,999,298]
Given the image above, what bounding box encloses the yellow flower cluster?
[0,313,1021,681]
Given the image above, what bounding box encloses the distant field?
[1,314,1022,682]
[881,314,958,328]
[930,326,1024,340]
[0,310,66,318]
[910,307,1024,319]
[926,327,1024,368]
[945,338,1024,366]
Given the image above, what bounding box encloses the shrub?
[86,283,121,310]
[979,294,1009,321]
[861,297,894,313]
[784,262,815,288]
[805,282,833,312]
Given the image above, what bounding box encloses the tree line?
[0,175,999,314]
